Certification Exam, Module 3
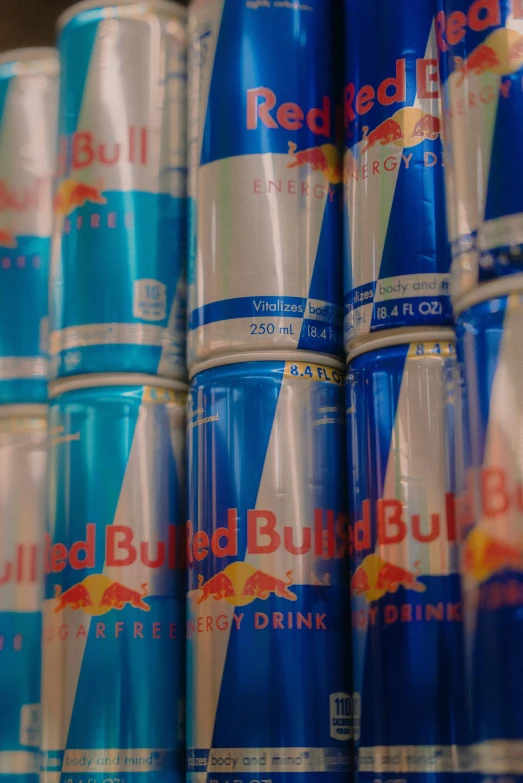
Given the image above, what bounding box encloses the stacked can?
[40,3,187,782]
[0,47,58,782]
[343,1,469,780]
[187,1,352,781]
[437,0,523,777]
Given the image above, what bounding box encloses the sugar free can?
[455,278,523,780]
[50,0,187,381]
[40,375,186,783]
[187,354,351,782]
[347,329,469,782]
[343,0,452,351]
[187,0,343,367]
[438,0,523,306]
[0,405,47,782]
[0,49,58,404]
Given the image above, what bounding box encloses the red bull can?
[343,0,452,351]
[0,405,47,782]
[0,49,58,404]
[347,329,470,782]
[188,0,343,368]
[455,277,523,781]
[40,374,186,783]
[438,0,523,307]
[187,354,352,783]
[50,0,187,381]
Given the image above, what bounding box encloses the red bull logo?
[57,126,150,178]
[196,562,297,606]
[54,179,107,217]
[44,523,184,575]
[186,508,348,565]
[351,553,426,602]
[0,177,47,214]
[53,574,150,615]
[287,141,342,185]
[356,108,441,155]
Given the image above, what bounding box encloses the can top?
[347,327,456,363]
[189,351,346,380]
[0,404,48,419]
[49,373,188,398]
[57,0,187,30]
[0,47,59,73]
[453,275,523,317]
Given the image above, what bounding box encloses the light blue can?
[0,49,58,404]
[40,374,186,783]
[50,0,187,380]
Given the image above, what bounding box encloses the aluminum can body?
[40,375,186,783]
[0,50,58,403]
[343,0,452,351]
[438,0,523,306]
[0,405,47,782]
[347,330,469,782]
[187,356,352,783]
[187,0,344,367]
[50,1,187,380]
[456,282,523,780]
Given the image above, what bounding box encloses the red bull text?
[347,330,469,782]
[49,1,187,380]
[40,375,186,783]
[187,0,343,366]
[455,280,523,780]
[438,0,523,305]
[343,0,452,350]
[187,355,352,782]
[0,407,47,781]
[0,49,58,404]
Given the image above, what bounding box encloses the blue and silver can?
[0,49,58,404]
[0,405,47,782]
[50,0,187,381]
[438,0,523,306]
[40,375,186,783]
[343,0,452,351]
[187,0,343,367]
[455,278,523,781]
[187,354,351,783]
[347,329,469,782]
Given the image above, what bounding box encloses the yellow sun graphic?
[80,574,114,616]
[390,107,433,149]
[221,562,257,607]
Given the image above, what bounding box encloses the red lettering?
[356,85,375,115]
[352,499,371,552]
[193,531,209,562]
[306,96,331,137]
[276,102,304,130]
[377,499,406,544]
[140,541,165,568]
[246,87,278,130]
[469,0,500,31]
[482,467,509,518]
[72,132,94,169]
[211,509,238,557]
[436,10,448,51]
[345,83,356,124]
[416,59,439,99]
[283,526,311,555]
[247,510,280,554]
[105,526,136,566]
[412,512,440,543]
[377,59,406,105]
[70,523,95,569]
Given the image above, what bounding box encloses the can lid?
[0,47,59,72]
[0,404,48,419]
[346,327,456,363]
[453,276,523,317]
[58,0,187,30]
[189,351,346,380]
[49,373,188,398]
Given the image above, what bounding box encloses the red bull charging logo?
[351,553,426,603]
[197,563,297,607]
[54,575,150,615]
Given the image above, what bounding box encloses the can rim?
[49,373,188,397]
[189,351,345,380]
[346,327,456,363]
[0,404,48,419]
[57,0,187,30]
[0,47,59,68]
[453,276,523,316]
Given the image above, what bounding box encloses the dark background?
[0,0,189,53]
